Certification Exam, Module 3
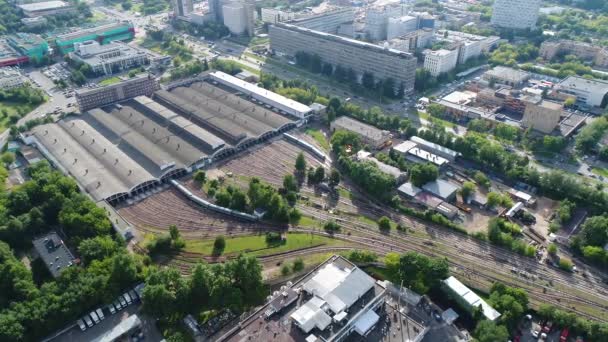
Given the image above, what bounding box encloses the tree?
[324,220,340,233]
[579,216,608,247]
[362,71,375,89]
[377,216,391,231]
[108,253,138,292]
[460,181,476,199]
[193,170,206,183]
[309,166,325,184]
[559,257,573,271]
[329,169,341,187]
[295,152,306,173]
[426,103,446,117]
[292,258,304,272]
[382,77,396,98]
[474,171,491,188]
[548,243,558,255]
[283,174,298,193]
[78,235,121,264]
[1,152,15,165]
[410,163,439,187]
[169,225,180,241]
[213,236,226,256]
[474,320,509,342]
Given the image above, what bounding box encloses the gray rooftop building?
[32,231,76,278]
[70,40,149,76]
[330,116,391,149]
[422,179,460,202]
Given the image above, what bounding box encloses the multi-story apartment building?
[424,49,459,77]
[288,7,354,34]
[388,29,434,52]
[260,8,295,24]
[491,0,541,30]
[269,23,417,92]
[540,40,608,68]
[76,74,159,112]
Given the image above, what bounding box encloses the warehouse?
[18,1,75,18]
[54,21,136,54]
[209,71,312,118]
[330,116,391,149]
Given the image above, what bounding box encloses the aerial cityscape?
[0,0,607,341]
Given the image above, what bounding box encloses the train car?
[171,180,259,221]
[283,133,327,161]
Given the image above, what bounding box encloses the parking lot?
[51,303,162,342]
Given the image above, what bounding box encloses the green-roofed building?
[7,33,49,61]
[54,21,135,55]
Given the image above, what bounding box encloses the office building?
[364,4,408,41]
[386,15,418,40]
[261,8,295,24]
[424,49,459,77]
[0,67,26,89]
[288,7,354,34]
[54,21,135,54]
[18,1,75,18]
[387,28,434,52]
[330,116,391,149]
[522,99,563,134]
[76,74,159,112]
[557,76,608,108]
[491,0,541,30]
[269,23,417,93]
[173,0,193,17]
[70,41,149,76]
[209,0,223,22]
[32,231,77,278]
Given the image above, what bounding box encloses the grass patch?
[305,128,330,151]
[592,167,608,178]
[356,215,377,227]
[232,61,260,75]
[184,232,341,257]
[243,52,265,62]
[337,187,352,199]
[297,216,323,228]
[0,101,41,133]
[362,266,392,281]
[418,111,456,128]
[99,76,122,86]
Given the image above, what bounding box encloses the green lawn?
[592,167,608,178]
[298,215,323,228]
[0,101,41,133]
[99,76,122,86]
[305,128,330,151]
[184,232,342,257]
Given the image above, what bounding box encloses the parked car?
[108,304,116,315]
[129,290,139,301]
[77,319,87,331]
[114,299,124,310]
[123,293,132,305]
[90,311,100,324]
[83,315,93,328]
[96,308,105,320]
[119,296,127,308]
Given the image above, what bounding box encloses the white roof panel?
[354,309,379,336]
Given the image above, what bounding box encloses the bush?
[292,258,304,272]
[377,216,391,231]
[193,170,206,183]
[281,264,290,276]
[558,257,573,271]
[324,220,341,233]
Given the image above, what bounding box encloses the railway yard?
[116,133,608,322]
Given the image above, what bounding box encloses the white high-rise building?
[424,49,459,77]
[222,0,255,36]
[491,0,541,30]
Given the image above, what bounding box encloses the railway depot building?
[269,23,417,93]
[25,71,306,206]
[330,116,391,149]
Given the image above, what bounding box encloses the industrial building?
[269,23,417,93]
[76,74,159,112]
[216,255,432,342]
[491,0,541,30]
[7,33,49,62]
[29,72,302,205]
[356,150,407,184]
[32,231,77,278]
[18,1,75,18]
[422,179,460,202]
[482,66,531,88]
[442,276,501,321]
[54,21,136,54]
[209,71,312,118]
[557,76,608,108]
[69,41,149,76]
[0,67,26,89]
[397,182,459,219]
[522,99,563,134]
[330,116,391,149]
[424,49,459,77]
[392,140,451,168]
[411,136,460,162]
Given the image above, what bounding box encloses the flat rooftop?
[558,75,608,93]
[218,255,428,342]
[32,231,76,278]
[18,1,70,11]
[332,116,388,142]
[56,21,133,42]
[484,66,530,82]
